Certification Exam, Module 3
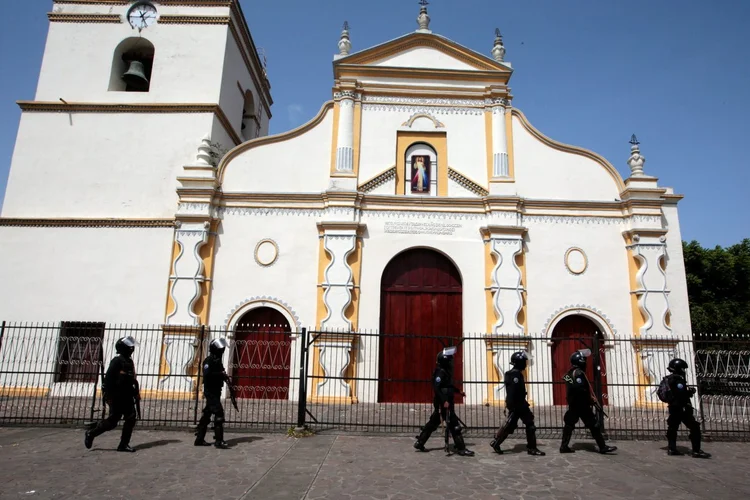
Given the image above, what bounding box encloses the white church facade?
[0,1,692,409]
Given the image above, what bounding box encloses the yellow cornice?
[622,228,669,240]
[47,13,121,23]
[18,101,241,146]
[511,108,626,193]
[0,218,175,228]
[217,101,334,183]
[337,33,511,73]
[480,225,527,239]
[359,82,490,99]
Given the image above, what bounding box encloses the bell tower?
[2,0,272,219]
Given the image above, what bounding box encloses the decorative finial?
[338,21,352,56]
[492,28,506,62]
[417,0,431,33]
[627,134,646,177]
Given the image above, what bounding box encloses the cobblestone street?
[1,426,749,499]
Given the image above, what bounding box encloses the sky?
[0,0,748,247]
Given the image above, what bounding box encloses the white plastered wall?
[512,114,622,201]
[0,226,173,323]
[358,108,486,190]
[221,108,333,193]
[2,112,215,218]
[662,199,692,337]
[371,47,480,71]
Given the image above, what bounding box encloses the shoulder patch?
[677,383,684,389]
[513,377,519,383]
[435,376,441,383]
[203,364,209,371]
[576,377,582,384]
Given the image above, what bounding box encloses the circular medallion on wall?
[254,239,279,267]
[564,247,588,275]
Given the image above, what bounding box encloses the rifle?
[224,375,239,411]
[443,404,452,456]
[133,379,142,420]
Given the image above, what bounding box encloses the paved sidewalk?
[0,426,748,499]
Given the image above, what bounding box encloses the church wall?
[35,22,228,104]
[523,218,634,407]
[662,202,692,336]
[221,109,333,193]
[358,108,486,189]
[0,226,173,323]
[208,213,320,328]
[2,112,214,218]
[511,114,622,201]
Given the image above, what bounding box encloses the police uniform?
[414,348,474,456]
[195,347,229,448]
[560,351,616,454]
[664,359,710,458]
[85,337,139,452]
[491,362,544,455]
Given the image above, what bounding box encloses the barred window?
[56,322,105,383]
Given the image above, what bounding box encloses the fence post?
[691,333,707,435]
[0,321,5,356]
[296,327,308,429]
[592,333,605,432]
[193,325,206,426]
[86,340,104,427]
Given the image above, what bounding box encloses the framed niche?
[405,143,437,197]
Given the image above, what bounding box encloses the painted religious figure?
[410,155,430,193]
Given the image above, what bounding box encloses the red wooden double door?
[378,248,463,403]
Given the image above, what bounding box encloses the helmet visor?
[120,336,138,348]
[442,346,457,357]
[212,338,230,349]
[578,348,591,358]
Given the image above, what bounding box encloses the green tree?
[684,238,750,337]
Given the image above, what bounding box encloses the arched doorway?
[231,306,292,400]
[378,248,463,403]
[550,315,608,405]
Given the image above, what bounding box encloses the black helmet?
[209,338,229,357]
[570,349,590,369]
[115,336,137,357]
[668,358,688,375]
[436,346,457,370]
[510,351,529,370]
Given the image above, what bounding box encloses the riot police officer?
[195,338,232,449]
[84,336,140,452]
[663,358,710,458]
[414,347,474,456]
[490,351,545,456]
[560,349,617,454]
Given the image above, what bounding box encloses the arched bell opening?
[109,37,155,92]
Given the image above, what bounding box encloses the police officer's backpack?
[657,376,673,403]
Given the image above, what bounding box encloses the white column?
[166,221,210,326]
[491,99,509,177]
[628,233,672,337]
[335,91,355,172]
[320,231,357,330]
[489,236,525,335]
[316,337,353,398]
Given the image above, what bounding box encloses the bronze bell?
[122,60,149,90]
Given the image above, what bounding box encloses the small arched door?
[378,248,463,403]
[550,315,608,405]
[231,307,292,400]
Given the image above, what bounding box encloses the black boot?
[560,426,575,453]
[117,445,136,453]
[214,422,228,449]
[413,440,427,452]
[489,439,503,454]
[591,426,617,454]
[457,448,475,457]
[666,429,680,456]
[491,425,510,454]
[691,450,711,459]
[84,430,94,449]
[526,426,544,456]
[452,433,474,457]
[689,430,709,458]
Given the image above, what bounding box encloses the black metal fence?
[0,322,748,441]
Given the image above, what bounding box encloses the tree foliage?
[683,238,750,336]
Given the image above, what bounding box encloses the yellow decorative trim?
[505,106,515,178]
[194,220,219,325]
[337,33,511,72]
[308,333,358,404]
[485,110,493,184]
[448,168,488,196]
[337,66,510,84]
[396,131,448,196]
[352,99,363,179]
[511,109,625,192]
[18,102,241,146]
[218,102,333,183]
[624,234,645,336]
[0,387,50,398]
[482,335,532,406]
[358,166,396,193]
[400,112,445,128]
[163,237,181,321]
[484,240,495,333]
[158,15,230,25]
[0,218,175,228]
[329,102,341,174]
[47,13,121,23]
[564,247,588,275]
[253,238,279,267]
